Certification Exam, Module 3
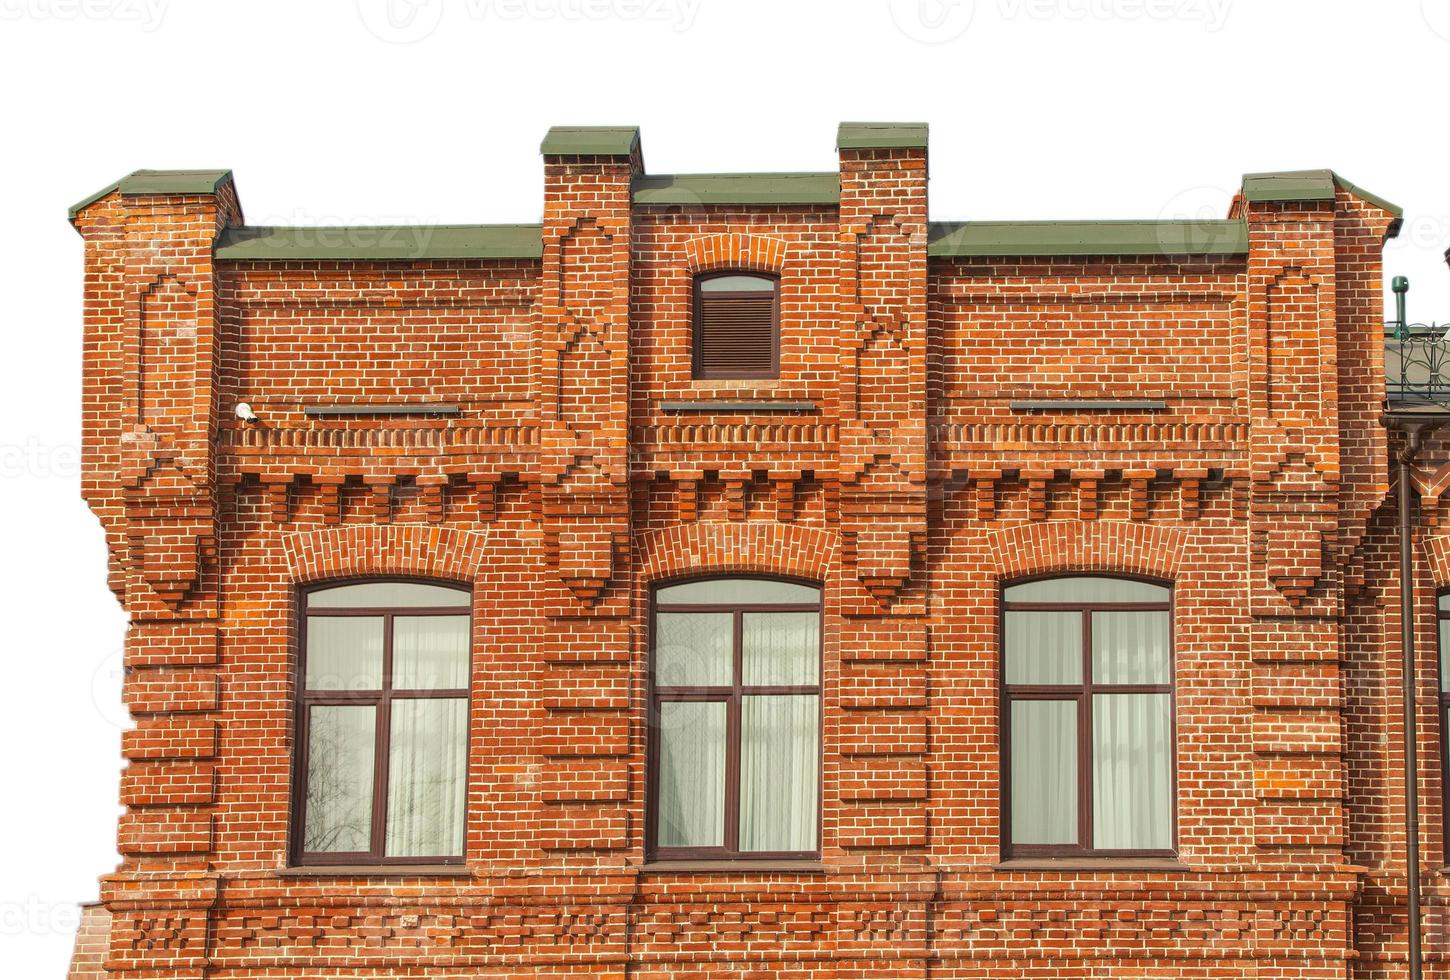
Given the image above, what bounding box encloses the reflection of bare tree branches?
[304,708,373,853]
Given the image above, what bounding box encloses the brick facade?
[64,124,1437,977]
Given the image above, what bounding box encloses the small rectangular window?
[693,273,779,379]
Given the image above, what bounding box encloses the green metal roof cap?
[69,168,234,219]
[1241,168,1401,217]
[214,224,543,261]
[837,122,929,149]
[928,219,1248,258]
[633,173,839,206]
[540,126,641,156]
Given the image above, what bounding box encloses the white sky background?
[1,0,1447,972]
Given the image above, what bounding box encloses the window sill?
[994,858,1189,872]
[276,865,471,878]
[641,859,826,875]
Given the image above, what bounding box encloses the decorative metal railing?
[1386,321,1450,407]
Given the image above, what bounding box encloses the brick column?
[534,128,639,865]
[71,169,242,978]
[1241,174,1350,880]
[832,125,932,885]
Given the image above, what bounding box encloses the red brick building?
[63,123,1442,978]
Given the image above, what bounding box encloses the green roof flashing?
[540,126,640,156]
[214,224,543,261]
[633,173,839,206]
[1242,168,1402,217]
[69,169,233,219]
[837,122,929,149]
[928,219,1249,258]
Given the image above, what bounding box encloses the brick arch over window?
[281,524,492,585]
[636,522,837,587]
[683,233,790,276]
[985,521,1187,584]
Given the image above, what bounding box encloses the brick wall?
[66,126,1416,977]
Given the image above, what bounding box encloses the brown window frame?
[1439,593,1450,865]
[290,577,472,868]
[646,576,823,862]
[691,270,781,380]
[999,575,1178,860]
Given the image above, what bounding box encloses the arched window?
[293,580,471,866]
[1001,576,1175,858]
[692,272,779,379]
[650,577,821,859]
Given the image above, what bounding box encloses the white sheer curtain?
[655,613,732,686]
[1004,610,1081,685]
[656,701,726,847]
[1092,693,1172,850]
[1092,611,1170,684]
[386,697,468,856]
[739,695,818,851]
[742,612,818,686]
[392,615,471,689]
[1009,700,1077,845]
[303,704,376,852]
[305,617,383,690]
[739,612,819,851]
[1440,617,1450,693]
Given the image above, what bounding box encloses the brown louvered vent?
[693,273,779,379]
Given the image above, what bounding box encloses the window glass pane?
[1005,611,1082,685]
[303,705,376,853]
[656,578,820,605]
[1092,693,1173,850]
[305,616,384,690]
[739,695,819,852]
[1440,594,1450,612]
[1441,620,1450,694]
[1004,577,1169,604]
[308,582,469,609]
[1009,699,1078,846]
[743,612,819,687]
[392,616,470,690]
[655,613,733,687]
[1092,610,1171,685]
[656,701,727,848]
[699,274,776,293]
[385,698,467,857]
